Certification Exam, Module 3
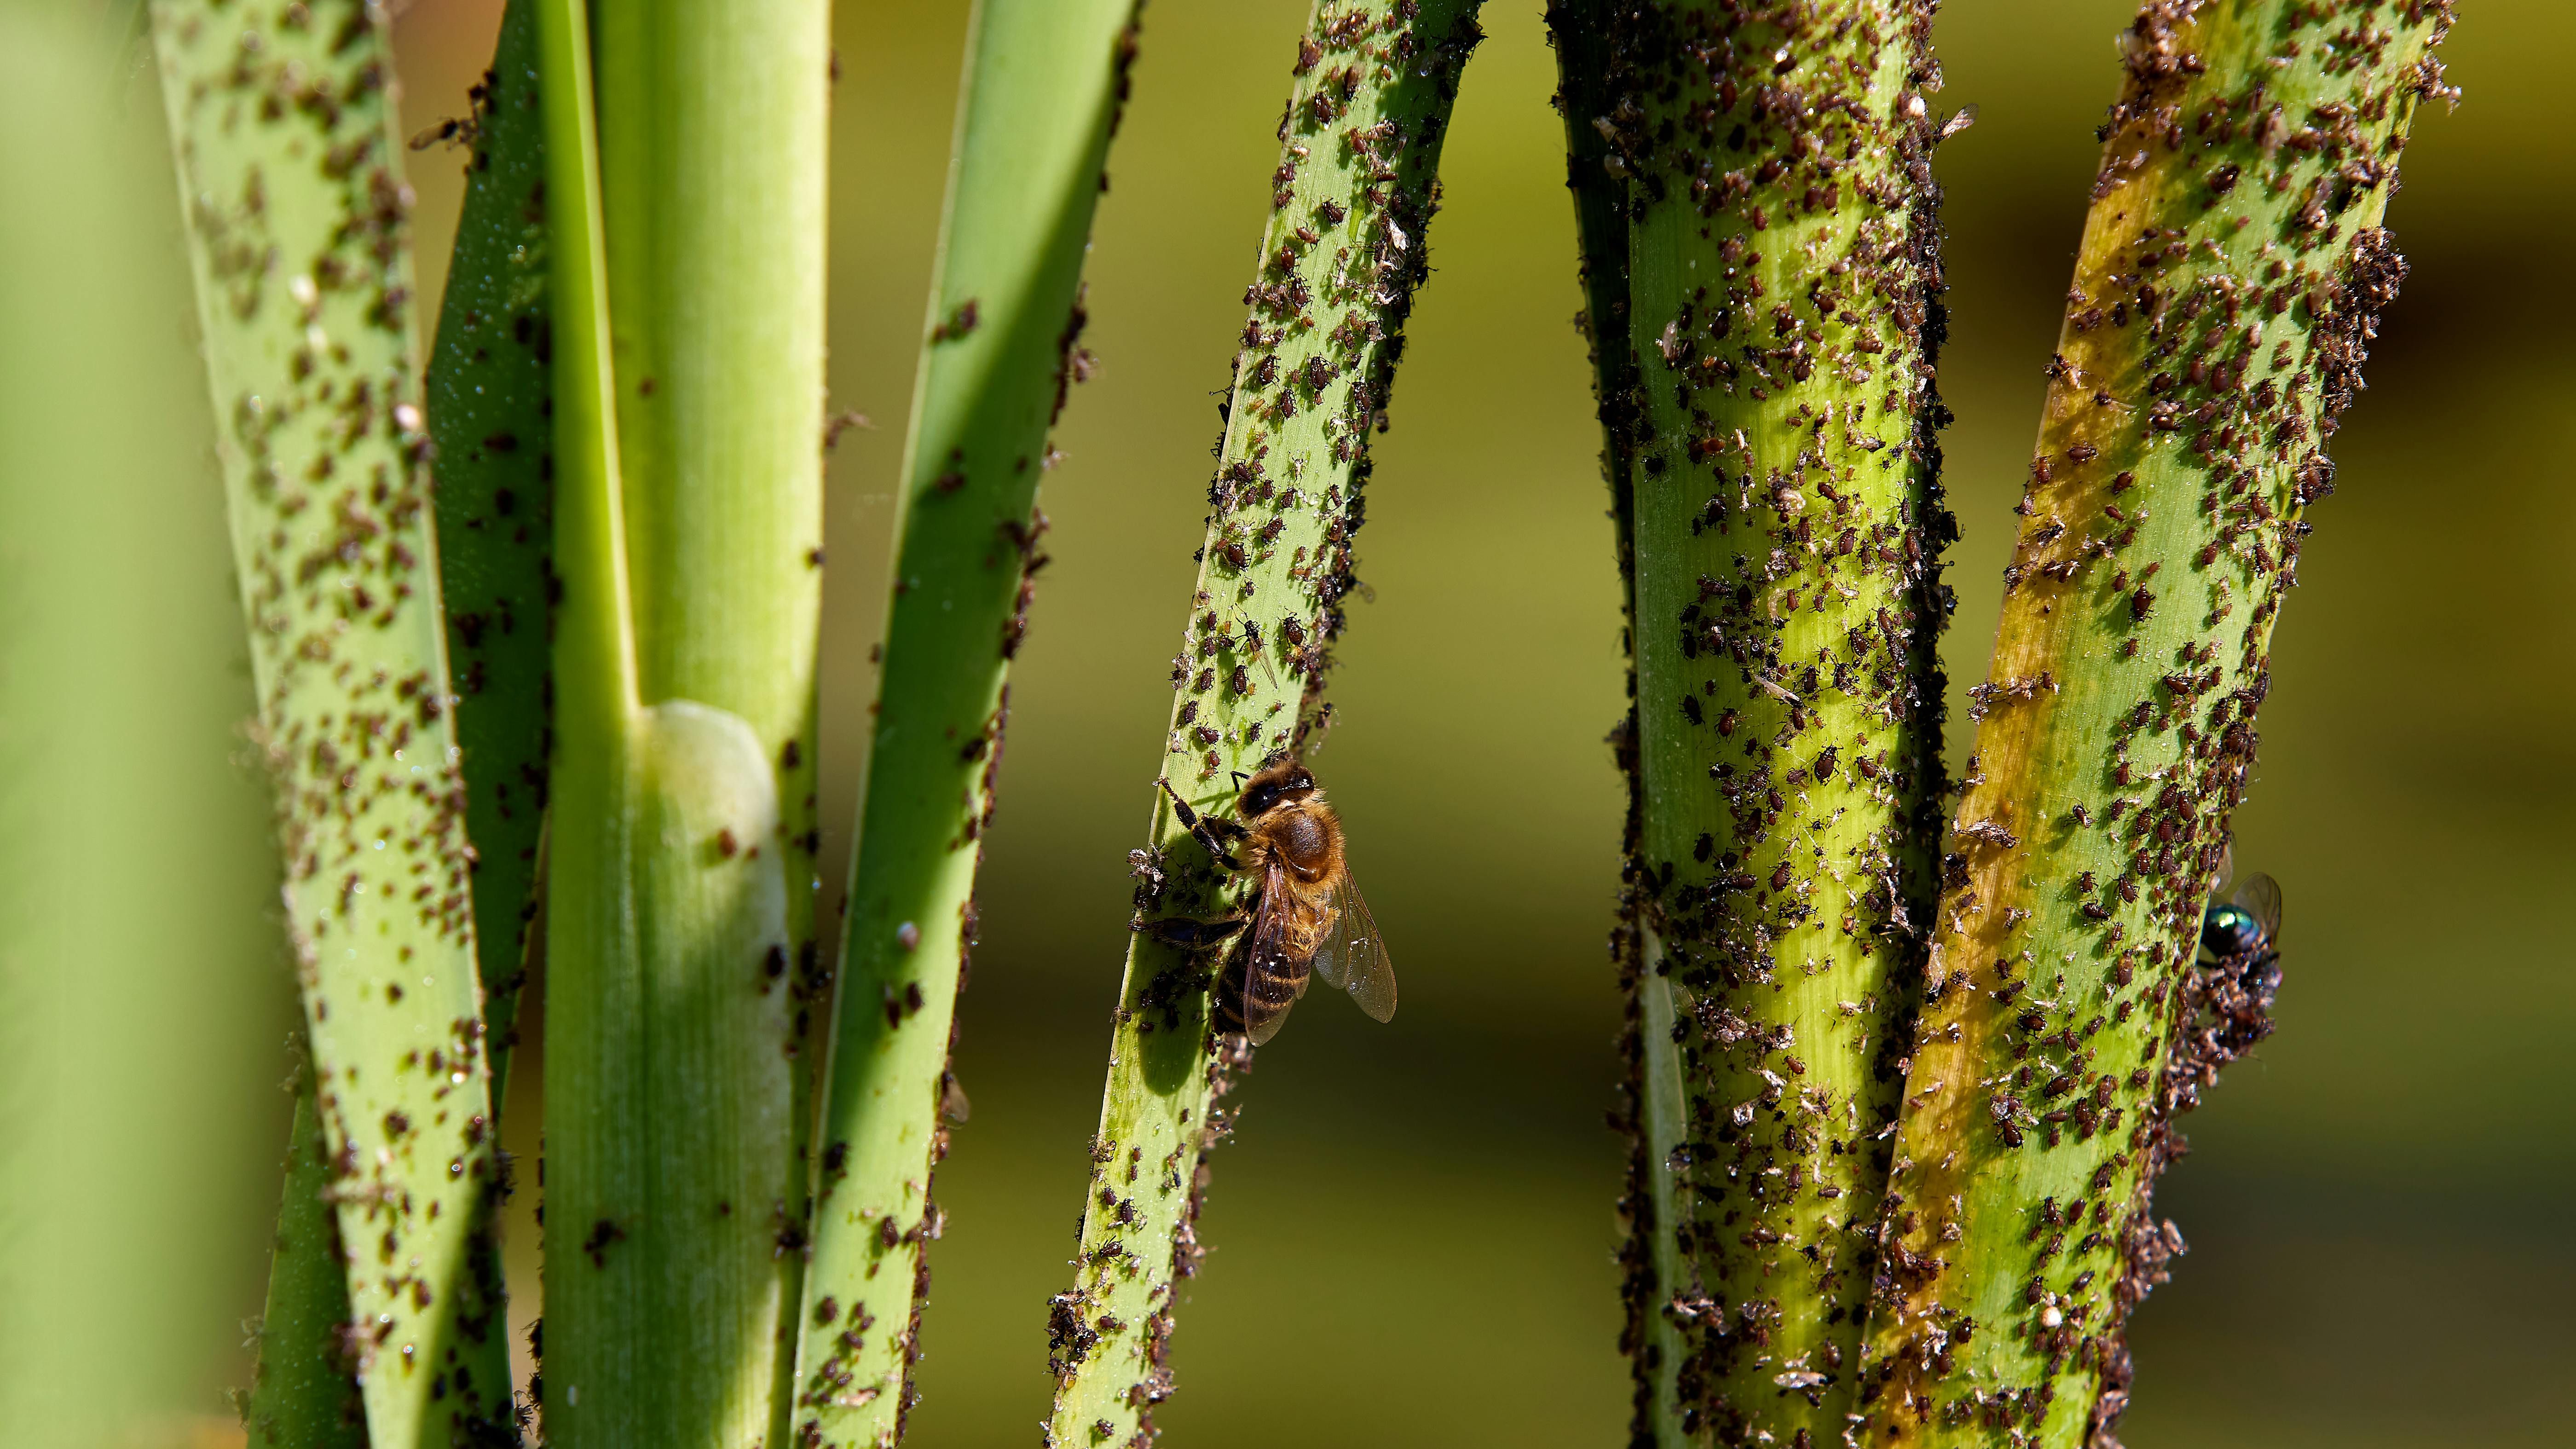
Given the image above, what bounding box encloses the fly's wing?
[1310,872,1396,1024]
[1241,863,1308,1047]
[2235,872,2283,947]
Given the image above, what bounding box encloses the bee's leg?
[1134,913,1249,952]
[1155,778,1247,869]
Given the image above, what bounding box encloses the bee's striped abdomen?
[1215,947,1308,1043]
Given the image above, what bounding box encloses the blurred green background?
[11,0,2566,1443]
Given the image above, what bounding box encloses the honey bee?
[1149,758,1395,1045]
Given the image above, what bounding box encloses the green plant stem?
[150,3,513,1443]
[1593,4,1951,1442]
[538,0,830,1441]
[1042,6,1484,1443]
[790,2,1142,1443]
[1855,5,2453,1444]
[427,0,553,1097]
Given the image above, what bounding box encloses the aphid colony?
[1863,3,2448,1443]
[1566,4,1960,1440]
[1051,7,1486,1441]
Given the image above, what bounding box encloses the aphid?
[1147,758,1396,1045]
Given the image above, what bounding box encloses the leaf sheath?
[536,0,831,1442]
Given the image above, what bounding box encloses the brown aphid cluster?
[1052,5,1486,1444]
[1572,2,1958,1442]
[1858,4,2453,1445]
[1160,3,1486,779]
[154,0,513,1438]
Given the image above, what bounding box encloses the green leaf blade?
[1858,6,2455,1444]
[790,2,1143,1443]
[427,0,554,1099]
[148,1,514,1443]
[1044,5,1490,1443]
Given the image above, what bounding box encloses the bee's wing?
[1241,862,1306,1047]
[2234,872,2282,947]
[1311,871,1396,1024]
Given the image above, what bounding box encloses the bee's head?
[1237,758,1317,816]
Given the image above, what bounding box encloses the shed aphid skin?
[1048,5,1485,1444]
[1566,2,1955,1443]
[1856,5,2454,1445]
